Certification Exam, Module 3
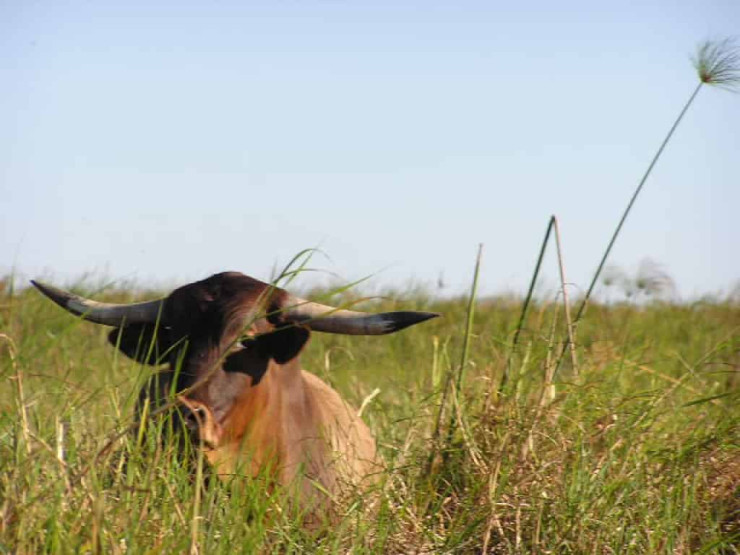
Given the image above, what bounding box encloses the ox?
[32,272,437,522]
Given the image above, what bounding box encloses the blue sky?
[2,1,738,298]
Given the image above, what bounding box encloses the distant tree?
[599,259,676,303]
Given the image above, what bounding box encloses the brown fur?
[184,366,379,517]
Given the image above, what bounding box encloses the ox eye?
[239,336,257,348]
[227,341,247,354]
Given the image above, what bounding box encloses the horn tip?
[383,311,440,333]
[30,279,53,293]
[30,279,84,316]
[30,279,65,305]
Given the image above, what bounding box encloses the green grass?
[1,281,737,553]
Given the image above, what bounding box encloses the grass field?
[0,277,737,553]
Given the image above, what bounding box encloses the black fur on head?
[109,272,311,411]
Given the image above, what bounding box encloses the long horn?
[31,280,164,326]
[280,295,439,335]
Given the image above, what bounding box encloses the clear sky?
[2,1,738,299]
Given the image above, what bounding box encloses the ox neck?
[214,356,309,445]
[189,354,305,426]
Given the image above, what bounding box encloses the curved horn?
[280,295,439,335]
[31,280,164,326]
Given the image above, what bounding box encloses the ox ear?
[253,325,310,364]
[108,324,174,365]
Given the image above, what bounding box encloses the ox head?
[31,272,438,423]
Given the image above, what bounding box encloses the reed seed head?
[692,38,740,91]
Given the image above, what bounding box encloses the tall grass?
[1,280,738,552]
[566,38,738,342]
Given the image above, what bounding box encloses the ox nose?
[182,404,209,432]
[179,400,221,449]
